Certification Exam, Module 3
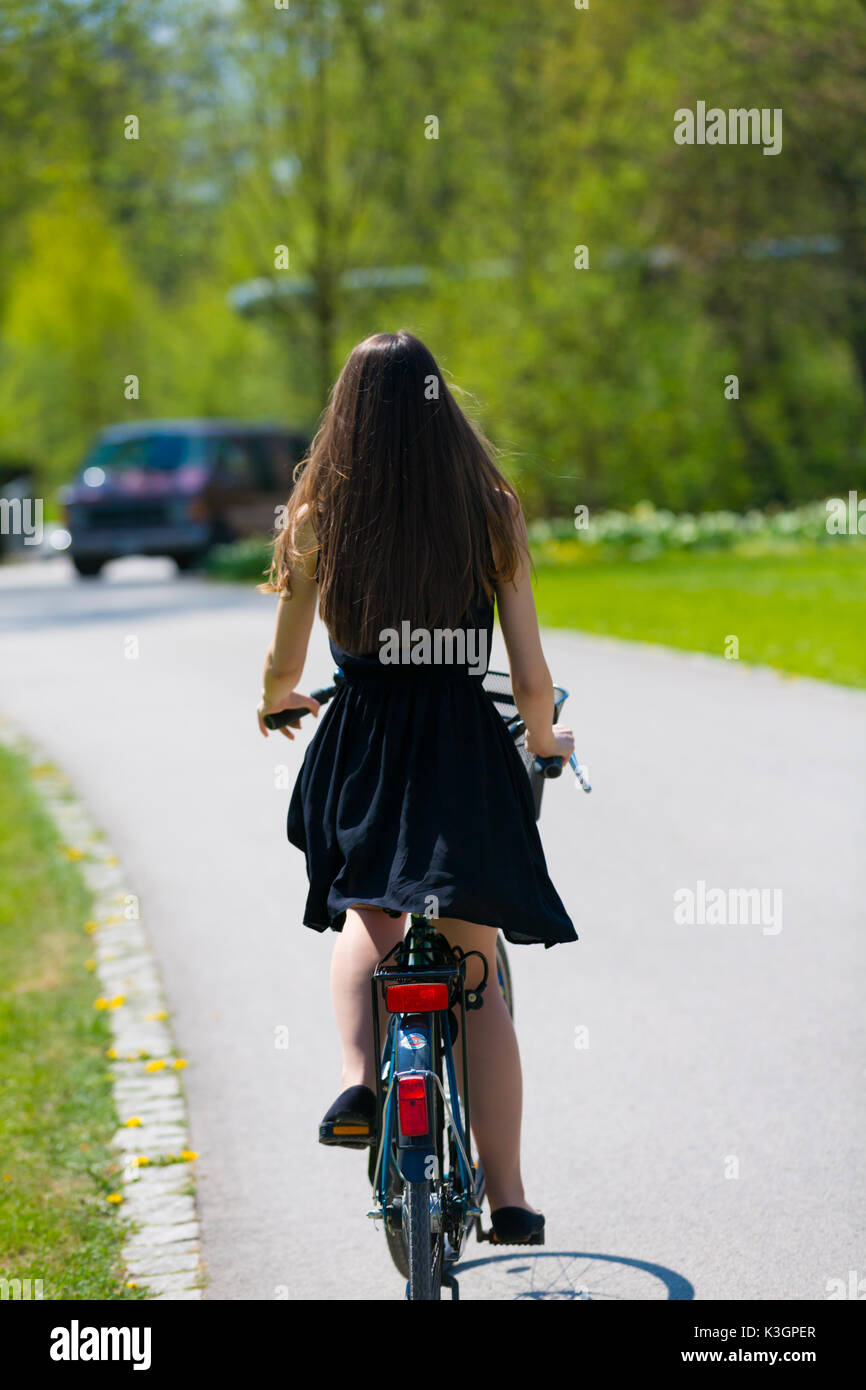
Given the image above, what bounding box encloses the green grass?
[0,745,141,1299]
[531,541,866,688]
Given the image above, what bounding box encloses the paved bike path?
[1,558,862,1300]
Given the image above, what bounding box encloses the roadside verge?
[0,721,205,1300]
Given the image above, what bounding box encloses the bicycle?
[265,669,591,1299]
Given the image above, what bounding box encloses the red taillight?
[397,1075,429,1137]
[386,982,449,1013]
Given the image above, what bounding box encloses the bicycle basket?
[482,670,568,821]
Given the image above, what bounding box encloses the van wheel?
[72,556,105,577]
[173,551,206,572]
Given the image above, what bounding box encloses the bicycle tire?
[405,1179,441,1300]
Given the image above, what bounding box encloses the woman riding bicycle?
[257,330,577,1247]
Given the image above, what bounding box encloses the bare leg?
[436,917,537,1215]
[330,906,405,1093]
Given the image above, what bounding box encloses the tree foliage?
[0,0,863,512]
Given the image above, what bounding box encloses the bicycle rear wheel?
[405,1180,442,1300]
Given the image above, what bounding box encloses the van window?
[215,437,258,488]
[80,434,206,474]
[265,435,296,489]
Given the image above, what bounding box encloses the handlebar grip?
[533,754,565,779]
[263,684,337,731]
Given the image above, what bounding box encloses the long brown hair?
[260,330,523,652]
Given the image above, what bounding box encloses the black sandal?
[490,1206,545,1245]
[318,1084,377,1149]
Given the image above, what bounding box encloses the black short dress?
[286,582,577,949]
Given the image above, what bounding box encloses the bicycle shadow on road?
[451,1249,695,1300]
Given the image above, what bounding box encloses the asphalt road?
[1,556,863,1301]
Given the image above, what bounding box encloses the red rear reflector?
[397,1075,429,1137]
[386,983,449,1013]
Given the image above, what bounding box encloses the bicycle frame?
[369,916,487,1266]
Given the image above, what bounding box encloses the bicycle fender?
[393,1015,438,1180]
[394,1014,433,1074]
[397,1145,436,1183]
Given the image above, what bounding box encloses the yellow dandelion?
[144,1059,166,1072]
[64,846,85,860]
[84,920,99,934]
[109,995,125,1009]
[172,1058,188,1070]
[126,1281,138,1289]
[84,959,97,972]
[133,1156,150,1167]
[106,1048,118,1060]
[94,997,110,1011]
[107,1193,123,1204]
[3,1174,12,1183]
[123,1117,142,1128]
[180,1150,198,1162]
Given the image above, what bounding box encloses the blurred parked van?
[62,420,308,576]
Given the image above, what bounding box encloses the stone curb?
[0,723,205,1301]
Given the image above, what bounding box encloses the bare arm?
[494,500,574,763]
[257,521,320,740]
